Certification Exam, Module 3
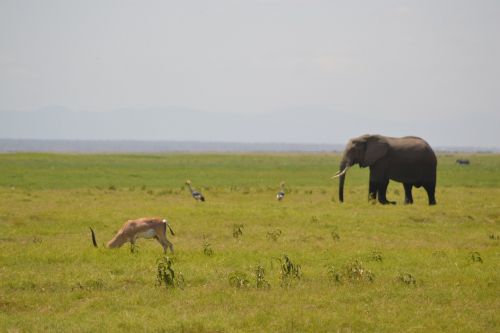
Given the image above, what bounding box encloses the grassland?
[0,153,499,332]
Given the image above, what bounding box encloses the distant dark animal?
[90,217,175,253]
[185,180,205,201]
[333,134,437,205]
[276,182,286,201]
[456,159,470,165]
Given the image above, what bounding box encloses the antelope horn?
[332,166,350,179]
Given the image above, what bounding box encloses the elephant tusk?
[332,166,349,179]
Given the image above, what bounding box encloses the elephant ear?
[363,139,389,166]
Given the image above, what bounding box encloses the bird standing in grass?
[186,180,205,202]
[276,182,286,201]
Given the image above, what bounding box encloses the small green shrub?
[255,265,270,289]
[345,259,374,282]
[399,273,417,285]
[278,255,301,287]
[327,265,343,284]
[130,243,139,254]
[233,224,244,239]
[328,259,374,284]
[156,256,184,289]
[203,235,214,256]
[368,251,383,262]
[470,251,483,263]
[228,271,249,288]
[267,229,282,242]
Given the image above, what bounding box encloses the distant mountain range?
[0,138,342,153]
[0,106,347,143]
[0,107,376,143]
[0,138,497,153]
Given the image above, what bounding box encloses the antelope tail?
[90,227,98,248]
[168,225,175,236]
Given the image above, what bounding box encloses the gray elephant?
[456,159,470,165]
[334,134,437,205]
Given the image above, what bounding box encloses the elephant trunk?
[338,160,348,203]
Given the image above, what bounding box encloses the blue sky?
[1,1,499,147]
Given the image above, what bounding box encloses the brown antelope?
[90,217,175,253]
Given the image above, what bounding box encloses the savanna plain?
[0,153,499,332]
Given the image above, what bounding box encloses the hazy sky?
[1,0,499,146]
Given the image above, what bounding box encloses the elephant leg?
[403,183,414,204]
[423,182,436,205]
[377,179,395,205]
[368,181,378,202]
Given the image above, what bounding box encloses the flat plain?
[0,153,499,332]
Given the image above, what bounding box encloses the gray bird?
[276,182,285,201]
[186,180,205,202]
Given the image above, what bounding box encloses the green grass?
[0,153,499,332]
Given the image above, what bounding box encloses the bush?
[156,256,184,289]
[327,259,374,284]
[278,255,301,287]
[228,271,249,288]
[233,224,244,239]
[255,265,270,289]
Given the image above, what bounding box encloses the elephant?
[334,134,437,205]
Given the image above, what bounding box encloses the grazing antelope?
[185,180,205,202]
[90,217,175,253]
[276,182,286,201]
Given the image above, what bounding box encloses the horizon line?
[1,138,499,153]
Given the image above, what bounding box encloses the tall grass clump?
[202,235,214,256]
